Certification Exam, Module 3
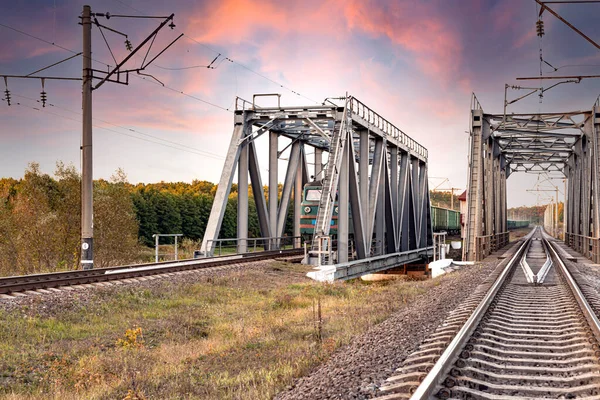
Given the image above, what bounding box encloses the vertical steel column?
[375,149,386,255]
[484,139,494,237]
[418,161,430,248]
[348,137,368,259]
[398,153,410,251]
[593,107,600,238]
[390,147,399,252]
[81,5,94,270]
[360,130,369,216]
[338,132,349,262]
[315,148,323,180]
[237,139,249,253]
[582,131,591,244]
[465,110,484,261]
[411,157,420,249]
[368,138,384,252]
[269,131,278,249]
[294,146,303,248]
[276,142,301,238]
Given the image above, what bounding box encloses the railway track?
[0,248,303,296]
[378,226,600,399]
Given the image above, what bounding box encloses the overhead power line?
[111,0,320,104]
[0,21,233,113]
[3,92,225,160]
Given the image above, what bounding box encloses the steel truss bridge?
[200,94,433,281]
[465,94,600,261]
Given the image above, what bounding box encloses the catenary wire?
[111,0,320,104]
[3,93,226,160]
[0,21,233,113]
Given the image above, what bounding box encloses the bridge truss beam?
[200,95,433,280]
[465,94,599,261]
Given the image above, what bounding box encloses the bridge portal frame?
[465,95,600,262]
[200,95,433,280]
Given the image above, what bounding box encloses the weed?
[116,327,145,349]
[0,259,453,399]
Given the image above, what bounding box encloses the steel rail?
[0,249,303,295]
[536,236,554,283]
[545,234,600,341]
[409,235,531,399]
[519,238,536,283]
[409,228,600,399]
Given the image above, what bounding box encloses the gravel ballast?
[276,248,518,400]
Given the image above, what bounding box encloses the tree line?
[0,163,139,275]
[0,163,292,276]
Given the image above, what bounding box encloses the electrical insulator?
[40,91,47,107]
[2,77,9,106]
[169,20,176,29]
[536,20,545,37]
[125,39,133,52]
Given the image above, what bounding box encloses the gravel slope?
[275,255,513,400]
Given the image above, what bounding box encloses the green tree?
[94,169,140,268]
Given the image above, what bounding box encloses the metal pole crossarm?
[541,1,600,3]
[95,13,174,19]
[93,13,177,90]
[517,74,600,80]
[0,75,82,81]
[535,0,600,50]
[90,69,129,85]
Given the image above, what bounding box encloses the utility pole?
[2,6,180,270]
[81,5,94,270]
[449,187,461,211]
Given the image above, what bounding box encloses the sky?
[1,0,600,208]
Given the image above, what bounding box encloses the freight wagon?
[431,206,460,234]
[507,220,530,230]
[301,182,462,236]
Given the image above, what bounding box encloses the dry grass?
[509,227,532,241]
[0,262,437,400]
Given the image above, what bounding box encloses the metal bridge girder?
[466,95,599,262]
[201,95,432,275]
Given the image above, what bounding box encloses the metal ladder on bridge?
[310,104,350,265]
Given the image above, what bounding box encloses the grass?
[0,262,436,400]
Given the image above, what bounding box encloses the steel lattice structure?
[464,94,600,261]
[200,94,433,280]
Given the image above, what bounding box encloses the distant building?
[458,190,467,239]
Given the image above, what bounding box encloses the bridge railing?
[348,96,428,159]
[204,236,303,257]
[475,232,509,261]
[565,232,600,263]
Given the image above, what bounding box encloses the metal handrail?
[347,96,428,158]
[206,236,302,257]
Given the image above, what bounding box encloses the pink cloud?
[342,0,463,86]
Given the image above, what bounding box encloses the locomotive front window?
[305,189,321,201]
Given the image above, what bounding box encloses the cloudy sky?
[1,0,599,207]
